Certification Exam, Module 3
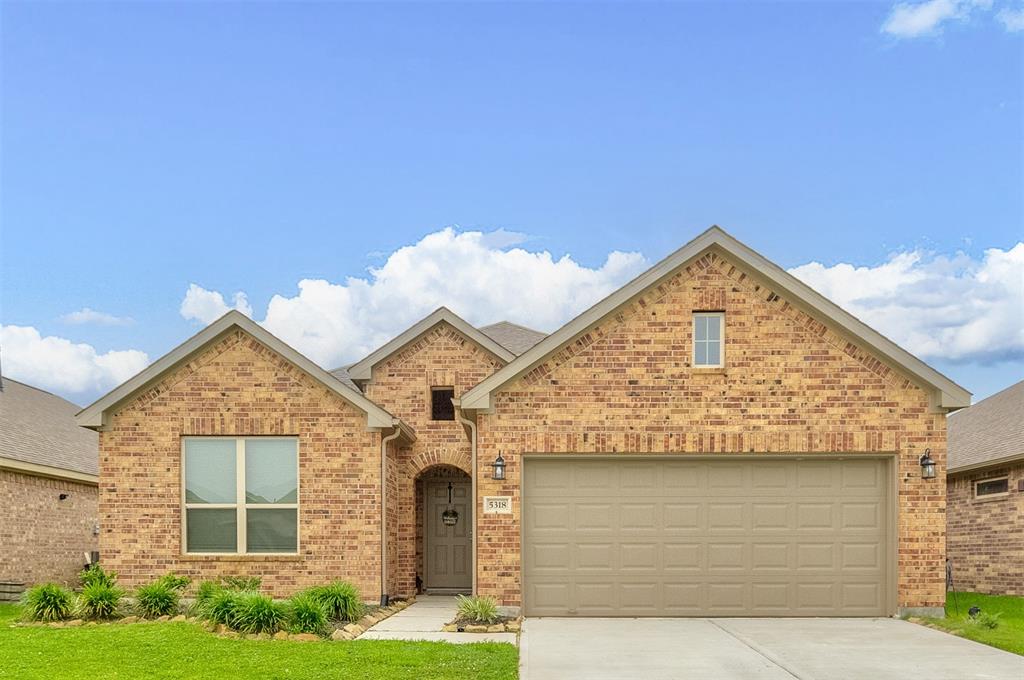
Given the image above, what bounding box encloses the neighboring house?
[77,227,970,618]
[946,380,1023,596]
[0,377,99,590]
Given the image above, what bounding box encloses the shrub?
[80,563,117,588]
[972,611,1002,630]
[156,573,190,592]
[135,581,180,618]
[307,581,362,622]
[221,575,261,592]
[456,594,499,624]
[22,583,75,622]
[230,592,288,634]
[204,589,242,626]
[194,580,223,609]
[288,593,328,635]
[77,581,123,620]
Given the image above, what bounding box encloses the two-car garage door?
[522,457,892,617]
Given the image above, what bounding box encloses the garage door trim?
[520,454,898,617]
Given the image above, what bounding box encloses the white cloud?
[997,4,1024,30]
[881,0,992,37]
[60,307,134,326]
[0,325,149,397]
[182,227,647,368]
[180,284,253,325]
[789,243,1024,363]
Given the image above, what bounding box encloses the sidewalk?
[359,595,517,644]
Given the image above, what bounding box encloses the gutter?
[948,453,1024,476]
[379,421,403,606]
[454,399,478,595]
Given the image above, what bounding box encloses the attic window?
[431,387,455,421]
[693,312,724,367]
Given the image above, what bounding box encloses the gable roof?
[76,311,414,439]
[1,377,99,482]
[479,321,548,356]
[345,307,517,382]
[461,226,971,411]
[948,380,1024,473]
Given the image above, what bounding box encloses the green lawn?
[0,604,518,680]
[919,592,1024,656]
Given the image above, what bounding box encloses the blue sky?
[1,1,1021,405]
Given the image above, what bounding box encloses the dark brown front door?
[425,481,472,592]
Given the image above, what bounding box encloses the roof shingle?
[478,321,547,356]
[948,380,1024,473]
[0,377,98,476]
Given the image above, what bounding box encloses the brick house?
[946,380,1023,596]
[1,377,99,593]
[77,227,969,617]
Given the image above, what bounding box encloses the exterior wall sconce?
[490,453,506,481]
[441,482,459,527]
[920,449,936,479]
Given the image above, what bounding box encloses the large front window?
[183,438,298,554]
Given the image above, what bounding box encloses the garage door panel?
[663,503,702,530]
[575,503,614,531]
[708,502,746,530]
[752,502,790,529]
[528,501,572,532]
[523,458,890,617]
[664,542,703,571]
[576,543,615,570]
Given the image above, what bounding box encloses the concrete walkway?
[521,617,1024,680]
[359,595,517,644]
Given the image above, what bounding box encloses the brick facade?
[947,463,1024,596]
[99,329,388,599]
[97,248,953,614]
[0,470,98,587]
[474,252,947,612]
[363,322,503,596]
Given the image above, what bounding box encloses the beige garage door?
[523,457,892,617]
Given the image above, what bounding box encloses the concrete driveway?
[521,617,1024,680]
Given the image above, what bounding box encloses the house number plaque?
[483,496,512,514]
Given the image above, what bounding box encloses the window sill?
[692,367,727,375]
[972,493,1010,504]
[180,554,302,562]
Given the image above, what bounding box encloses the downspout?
[454,400,478,595]
[380,421,402,607]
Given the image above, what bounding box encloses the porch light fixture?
[919,449,936,480]
[490,452,506,481]
[441,482,459,527]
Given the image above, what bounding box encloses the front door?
[425,481,472,592]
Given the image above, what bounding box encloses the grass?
[0,604,518,680]
[919,592,1024,656]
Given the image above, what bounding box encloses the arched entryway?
[415,464,472,594]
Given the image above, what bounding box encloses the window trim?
[693,312,725,368]
[973,475,1010,501]
[181,436,300,556]
[430,386,456,421]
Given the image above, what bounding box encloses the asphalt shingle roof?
[478,321,547,356]
[0,377,98,476]
[947,379,1023,472]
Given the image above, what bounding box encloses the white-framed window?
[182,437,298,555]
[974,476,1009,500]
[693,312,724,367]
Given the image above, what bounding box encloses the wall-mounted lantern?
[919,449,936,480]
[490,452,506,481]
[441,482,459,526]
